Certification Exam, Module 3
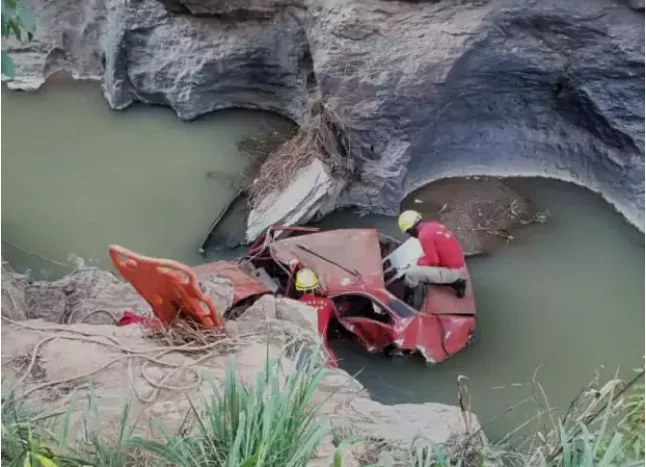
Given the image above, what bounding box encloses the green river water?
[2,83,643,440]
[1,81,292,277]
[322,179,644,439]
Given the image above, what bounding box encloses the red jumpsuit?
[416,221,465,269]
[299,293,338,367]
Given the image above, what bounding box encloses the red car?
[194,226,479,365]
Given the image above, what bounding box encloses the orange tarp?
[109,245,223,329]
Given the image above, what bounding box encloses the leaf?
[33,455,58,467]
[333,437,359,467]
[1,0,17,18]
[2,50,16,79]
[16,2,35,36]
[10,19,21,40]
[596,433,623,467]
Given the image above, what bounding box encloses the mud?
[401,176,544,256]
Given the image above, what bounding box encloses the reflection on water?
[323,179,644,440]
[1,82,292,279]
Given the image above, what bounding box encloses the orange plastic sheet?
[109,245,223,329]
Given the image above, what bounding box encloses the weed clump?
[132,348,329,466]
[2,357,644,467]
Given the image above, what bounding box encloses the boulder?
[1,267,236,325]
[3,0,643,230]
[245,158,344,242]
[17,268,150,324]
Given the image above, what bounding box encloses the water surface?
[323,179,645,440]
[1,82,292,278]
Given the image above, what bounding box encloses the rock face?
[246,158,344,242]
[4,0,644,230]
[404,0,645,231]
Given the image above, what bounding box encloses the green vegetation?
[1,348,331,467]
[505,364,645,467]
[1,0,35,79]
[131,355,329,466]
[1,381,62,466]
[2,354,644,467]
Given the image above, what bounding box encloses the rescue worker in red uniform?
[293,268,338,367]
[398,210,467,298]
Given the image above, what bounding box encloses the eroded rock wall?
[404,0,645,229]
[4,0,644,230]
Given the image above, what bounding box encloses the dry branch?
[239,100,354,208]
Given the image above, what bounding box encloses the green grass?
[2,346,331,467]
[1,380,63,466]
[130,350,330,466]
[397,364,646,467]
[1,356,644,467]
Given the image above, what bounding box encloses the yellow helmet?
[295,268,320,292]
[398,210,422,233]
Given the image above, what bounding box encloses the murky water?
[322,179,645,440]
[2,84,643,441]
[1,82,292,279]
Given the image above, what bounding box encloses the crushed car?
[110,225,478,367]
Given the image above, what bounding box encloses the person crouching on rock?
[398,210,468,298]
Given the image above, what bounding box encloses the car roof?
[271,228,386,292]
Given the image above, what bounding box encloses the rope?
[2,316,124,347]
[1,241,74,269]
[77,309,118,325]
[2,316,258,355]
[1,316,232,404]
[9,336,57,392]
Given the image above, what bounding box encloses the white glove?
[403,273,419,288]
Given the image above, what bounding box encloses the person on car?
[294,268,336,335]
[294,268,339,366]
[397,210,467,298]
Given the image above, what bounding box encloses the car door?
[330,293,396,351]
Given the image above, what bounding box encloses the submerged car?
[191,226,479,366]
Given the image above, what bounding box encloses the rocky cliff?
[4,0,644,230]
[1,267,482,464]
